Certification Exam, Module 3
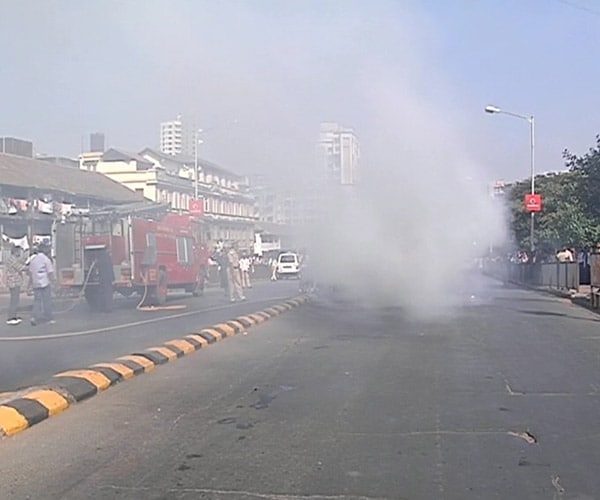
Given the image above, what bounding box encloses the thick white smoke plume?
[299,76,507,317]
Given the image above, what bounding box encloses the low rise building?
[0,152,144,292]
[80,148,257,250]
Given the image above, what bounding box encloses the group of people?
[509,246,588,265]
[211,244,254,303]
[5,243,55,326]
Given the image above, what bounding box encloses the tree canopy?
[507,135,600,250]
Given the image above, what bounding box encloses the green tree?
[564,135,600,222]
[507,171,599,250]
[507,134,600,250]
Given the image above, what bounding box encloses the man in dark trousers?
[28,244,55,326]
[5,245,26,325]
[212,248,229,298]
[95,249,115,312]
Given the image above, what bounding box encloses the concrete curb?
[0,295,309,438]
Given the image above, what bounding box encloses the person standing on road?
[239,253,252,289]
[5,245,27,325]
[27,244,55,326]
[95,249,115,312]
[227,243,245,302]
[212,248,229,298]
[270,257,278,281]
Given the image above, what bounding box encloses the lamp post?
[194,128,204,200]
[193,119,239,200]
[485,105,535,252]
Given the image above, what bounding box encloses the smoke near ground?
[299,73,507,318]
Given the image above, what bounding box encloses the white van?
[276,252,300,279]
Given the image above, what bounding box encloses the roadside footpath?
[488,273,597,312]
[0,275,274,318]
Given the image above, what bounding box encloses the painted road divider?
[0,295,309,438]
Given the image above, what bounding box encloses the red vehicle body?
[60,213,207,309]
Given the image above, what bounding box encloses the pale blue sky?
[1,0,599,182]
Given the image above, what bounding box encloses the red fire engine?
[59,211,208,310]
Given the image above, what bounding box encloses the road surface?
[1,275,600,499]
[0,280,299,392]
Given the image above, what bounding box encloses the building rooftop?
[0,153,143,204]
[140,148,241,179]
[102,148,154,169]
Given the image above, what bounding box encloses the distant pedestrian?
[195,244,211,297]
[27,244,55,326]
[93,249,115,312]
[213,249,229,297]
[556,247,574,263]
[227,244,245,302]
[299,254,316,293]
[5,245,26,325]
[270,257,278,281]
[240,254,252,289]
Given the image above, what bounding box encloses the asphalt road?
[2,275,600,499]
[0,280,300,393]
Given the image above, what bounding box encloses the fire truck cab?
[59,211,207,310]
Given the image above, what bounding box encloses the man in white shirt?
[239,254,252,289]
[556,248,574,263]
[28,244,55,325]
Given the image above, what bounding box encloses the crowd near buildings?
[0,119,359,292]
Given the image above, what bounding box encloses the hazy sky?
[1,0,600,183]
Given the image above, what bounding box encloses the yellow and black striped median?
[0,296,308,438]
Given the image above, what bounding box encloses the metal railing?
[484,260,580,292]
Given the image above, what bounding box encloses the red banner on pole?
[189,198,204,217]
[524,194,542,212]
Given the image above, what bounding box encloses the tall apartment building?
[160,116,195,157]
[318,122,360,185]
[160,117,183,156]
[90,132,105,153]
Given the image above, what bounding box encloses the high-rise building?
[160,116,195,157]
[318,122,360,185]
[90,132,105,153]
[160,117,183,156]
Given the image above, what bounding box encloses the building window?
[176,237,195,264]
[143,232,157,265]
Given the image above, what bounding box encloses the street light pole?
[193,121,237,200]
[194,129,198,200]
[194,128,204,200]
[529,116,535,253]
[485,105,536,252]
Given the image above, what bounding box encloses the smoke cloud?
[299,68,507,317]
